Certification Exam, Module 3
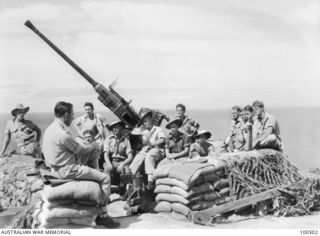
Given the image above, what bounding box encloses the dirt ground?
[106,195,320,229]
[1,194,320,229]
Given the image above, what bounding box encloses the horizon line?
[0,105,319,115]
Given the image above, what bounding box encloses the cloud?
[0,0,320,113]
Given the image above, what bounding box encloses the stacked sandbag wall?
[153,160,232,220]
[32,181,107,229]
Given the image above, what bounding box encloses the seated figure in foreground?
[238,105,255,151]
[129,110,165,190]
[42,101,117,227]
[158,118,191,166]
[189,130,214,160]
[103,120,133,195]
[252,100,283,151]
[175,103,200,138]
[0,104,42,158]
[223,105,243,152]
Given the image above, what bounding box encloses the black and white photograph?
[0,0,320,232]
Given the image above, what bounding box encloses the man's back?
[43,119,79,167]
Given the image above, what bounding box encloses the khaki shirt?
[5,119,38,147]
[43,119,90,167]
[141,126,165,147]
[253,113,281,141]
[165,132,191,154]
[229,117,243,134]
[103,135,132,160]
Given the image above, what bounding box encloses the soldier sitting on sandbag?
[0,104,42,158]
[158,118,191,166]
[129,110,165,190]
[189,130,214,161]
[103,120,133,196]
[252,100,283,151]
[175,103,200,138]
[42,101,119,228]
[222,105,244,152]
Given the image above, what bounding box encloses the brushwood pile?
[154,149,320,220]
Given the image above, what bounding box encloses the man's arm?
[0,133,11,155]
[121,140,134,166]
[151,137,165,147]
[170,146,190,159]
[208,144,215,156]
[62,133,96,155]
[33,124,41,142]
[253,127,273,148]
[121,152,133,167]
[72,117,84,137]
[103,151,113,172]
[150,128,165,147]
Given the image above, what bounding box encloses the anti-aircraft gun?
[24,20,168,129]
[25,20,168,214]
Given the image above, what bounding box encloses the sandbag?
[170,186,191,198]
[219,187,230,196]
[156,193,189,205]
[154,185,171,194]
[190,200,215,211]
[214,196,234,206]
[38,203,102,221]
[213,178,229,190]
[37,211,96,229]
[189,165,215,184]
[154,162,181,179]
[40,192,98,207]
[42,181,107,205]
[207,157,227,172]
[171,211,188,221]
[156,178,189,191]
[43,178,73,187]
[155,183,216,200]
[203,191,219,201]
[171,203,190,216]
[203,169,225,182]
[154,185,190,199]
[188,194,203,203]
[188,182,215,197]
[154,201,172,213]
[194,177,204,186]
[168,163,215,186]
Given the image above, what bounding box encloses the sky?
[0,0,319,113]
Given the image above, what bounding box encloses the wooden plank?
[190,189,279,225]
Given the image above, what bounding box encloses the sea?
[0,107,319,171]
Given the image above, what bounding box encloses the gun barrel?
[24,20,97,87]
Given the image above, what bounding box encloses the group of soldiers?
[0,100,282,227]
[223,101,282,153]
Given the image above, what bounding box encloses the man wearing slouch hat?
[0,104,41,158]
[104,120,133,196]
[129,110,165,190]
